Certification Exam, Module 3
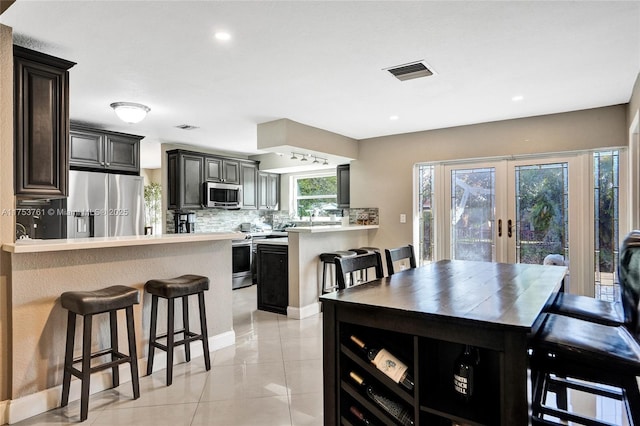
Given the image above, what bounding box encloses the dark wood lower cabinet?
[256,243,288,314]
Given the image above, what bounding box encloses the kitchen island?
[286,225,378,319]
[321,260,567,425]
[2,232,237,424]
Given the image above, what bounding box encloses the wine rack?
[339,324,416,425]
[331,321,502,426]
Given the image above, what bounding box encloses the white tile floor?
[14,285,324,425]
[11,285,631,426]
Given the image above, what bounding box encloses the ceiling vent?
[175,124,199,130]
[385,61,435,81]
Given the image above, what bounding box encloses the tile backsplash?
[165,207,378,233]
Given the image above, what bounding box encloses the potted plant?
[144,182,161,235]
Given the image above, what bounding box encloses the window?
[594,150,620,301]
[292,172,337,218]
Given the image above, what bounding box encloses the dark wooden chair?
[384,244,416,275]
[530,231,640,425]
[543,254,624,326]
[334,252,384,290]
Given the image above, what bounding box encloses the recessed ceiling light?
[214,31,231,41]
[389,115,399,120]
[512,95,524,102]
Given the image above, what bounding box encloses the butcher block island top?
[3,231,239,253]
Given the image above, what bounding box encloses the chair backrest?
[619,230,640,335]
[334,252,384,290]
[384,244,416,275]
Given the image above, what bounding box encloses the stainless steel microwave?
[204,182,243,209]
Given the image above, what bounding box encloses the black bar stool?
[60,285,140,422]
[144,274,211,386]
[348,247,380,282]
[319,251,357,294]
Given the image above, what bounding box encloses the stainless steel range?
[232,235,252,289]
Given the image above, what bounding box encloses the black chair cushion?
[61,285,140,315]
[619,230,640,335]
[144,274,209,299]
[319,251,357,263]
[536,313,640,373]
[549,292,624,326]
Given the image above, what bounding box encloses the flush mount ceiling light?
[512,95,524,102]
[214,31,231,41]
[110,102,150,124]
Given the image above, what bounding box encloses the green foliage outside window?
[295,175,337,218]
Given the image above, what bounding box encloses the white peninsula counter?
[2,232,237,424]
[286,225,379,319]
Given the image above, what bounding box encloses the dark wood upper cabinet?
[241,162,258,209]
[167,150,204,210]
[337,163,350,208]
[14,46,75,198]
[258,171,280,210]
[69,125,141,173]
[205,157,240,184]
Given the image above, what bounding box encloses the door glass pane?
[450,168,495,261]
[418,165,434,265]
[594,150,620,302]
[514,163,568,264]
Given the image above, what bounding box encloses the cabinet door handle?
[508,219,513,238]
[498,219,502,237]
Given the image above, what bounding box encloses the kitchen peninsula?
[286,224,378,319]
[2,232,237,424]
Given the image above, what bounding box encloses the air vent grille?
[385,61,434,81]
[175,124,199,130]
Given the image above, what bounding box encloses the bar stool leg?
[182,295,191,362]
[166,297,175,386]
[146,295,158,376]
[622,376,640,425]
[198,291,211,370]
[126,306,140,399]
[109,310,120,388]
[80,314,93,422]
[61,310,76,408]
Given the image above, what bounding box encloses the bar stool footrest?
[536,404,616,426]
[548,375,624,400]
[67,351,133,378]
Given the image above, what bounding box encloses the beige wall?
[628,72,640,128]
[0,23,13,405]
[141,168,162,186]
[353,105,628,252]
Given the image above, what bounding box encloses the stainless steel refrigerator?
[67,170,144,238]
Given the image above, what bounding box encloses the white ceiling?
[2,1,639,169]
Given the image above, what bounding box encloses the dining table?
[320,259,568,425]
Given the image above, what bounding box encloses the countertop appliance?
[204,181,242,209]
[67,170,144,238]
[174,210,196,233]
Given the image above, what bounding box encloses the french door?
[440,155,579,268]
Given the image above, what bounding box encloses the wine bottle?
[453,344,480,402]
[349,405,376,425]
[350,335,415,391]
[349,371,415,426]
